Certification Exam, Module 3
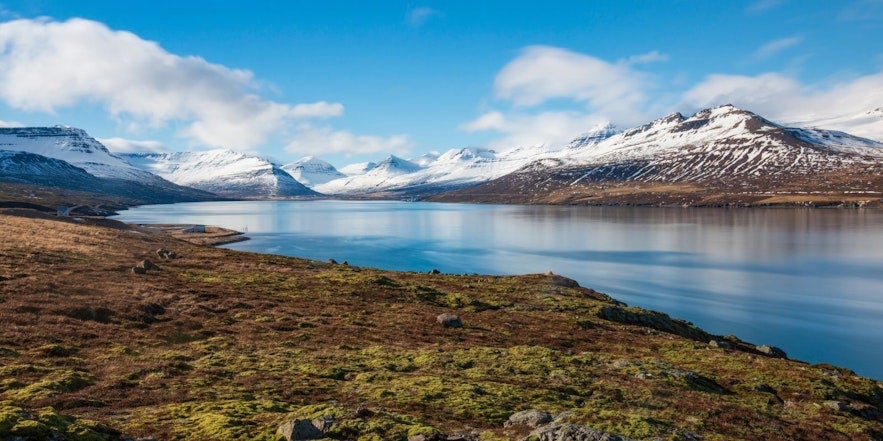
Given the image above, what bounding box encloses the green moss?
[0,401,117,441]
[9,370,95,401]
[35,344,78,357]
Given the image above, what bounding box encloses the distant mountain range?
[1,105,881,206]
[123,150,317,198]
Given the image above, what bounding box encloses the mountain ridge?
[430,105,883,206]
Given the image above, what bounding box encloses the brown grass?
[0,211,881,441]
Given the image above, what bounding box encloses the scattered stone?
[328,258,338,265]
[756,345,787,358]
[139,259,160,271]
[156,248,177,260]
[708,339,732,349]
[526,423,635,441]
[612,360,630,369]
[354,407,374,418]
[131,266,146,275]
[549,274,580,288]
[824,400,850,412]
[436,313,463,328]
[753,384,777,394]
[276,419,323,441]
[505,409,553,428]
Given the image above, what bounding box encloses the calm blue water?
[114,200,883,379]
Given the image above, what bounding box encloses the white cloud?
[290,101,344,119]
[0,18,343,149]
[0,119,23,128]
[96,137,167,154]
[681,71,883,138]
[494,45,649,120]
[406,6,442,28]
[461,111,611,149]
[752,36,803,61]
[464,46,656,148]
[285,124,413,157]
[627,50,669,65]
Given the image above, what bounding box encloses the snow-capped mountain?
[280,156,345,186]
[124,150,318,198]
[789,108,883,143]
[317,124,620,195]
[556,104,883,182]
[0,126,169,184]
[314,155,424,194]
[0,150,110,190]
[434,105,883,205]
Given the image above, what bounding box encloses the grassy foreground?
[0,211,881,441]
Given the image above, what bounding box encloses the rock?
[525,423,635,441]
[708,339,732,349]
[139,259,160,271]
[354,407,374,418]
[328,258,338,265]
[155,248,177,260]
[505,409,553,428]
[824,400,850,412]
[437,313,463,328]
[756,345,787,358]
[311,415,334,433]
[430,269,441,274]
[550,274,580,288]
[276,419,323,441]
[131,266,146,274]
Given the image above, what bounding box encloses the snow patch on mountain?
[788,108,883,142]
[339,161,377,176]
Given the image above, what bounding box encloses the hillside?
[432,106,883,206]
[0,211,881,440]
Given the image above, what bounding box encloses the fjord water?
[115,200,883,379]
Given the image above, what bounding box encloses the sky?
[0,0,882,167]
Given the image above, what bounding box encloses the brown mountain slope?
[0,213,881,440]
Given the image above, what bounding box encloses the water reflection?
[114,201,883,379]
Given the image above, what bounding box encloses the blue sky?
[1,0,882,167]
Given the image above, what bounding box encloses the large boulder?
[525,423,635,441]
[756,344,787,358]
[437,313,463,328]
[276,419,323,441]
[504,409,553,428]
